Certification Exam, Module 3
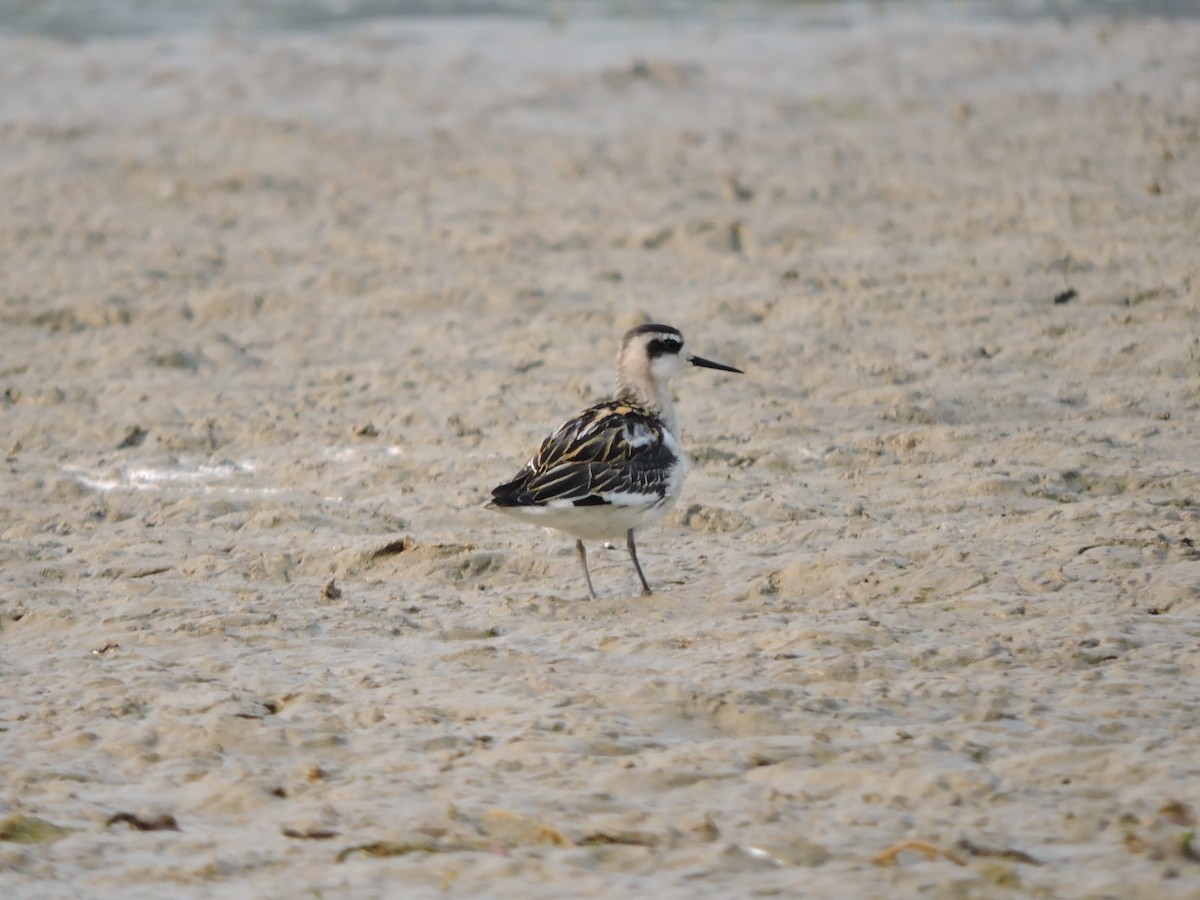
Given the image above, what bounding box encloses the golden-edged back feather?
[490,400,677,508]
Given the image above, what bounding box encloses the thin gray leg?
[626,529,652,595]
[576,539,597,600]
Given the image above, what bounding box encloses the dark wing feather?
[490,401,675,508]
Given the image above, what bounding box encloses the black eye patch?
[647,338,683,358]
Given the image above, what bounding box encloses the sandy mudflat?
[2,7,1199,898]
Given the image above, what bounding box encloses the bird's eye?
[647,338,682,358]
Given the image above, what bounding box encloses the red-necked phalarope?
[489,323,743,599]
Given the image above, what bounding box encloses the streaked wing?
[491,401,675,508]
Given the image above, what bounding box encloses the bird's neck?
[616,379,679,438]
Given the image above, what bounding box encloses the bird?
[489,323,742,599]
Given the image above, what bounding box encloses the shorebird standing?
[489,323,742,599]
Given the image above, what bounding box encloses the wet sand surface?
[2,9,1199,898]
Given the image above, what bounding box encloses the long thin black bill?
[689,354,743,374]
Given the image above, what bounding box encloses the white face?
[617,326,690,394]
[648,342,685,380]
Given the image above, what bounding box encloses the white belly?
[494,489,682,541]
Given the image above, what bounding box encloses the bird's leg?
[626,529,653,595]
[576,539,598,600]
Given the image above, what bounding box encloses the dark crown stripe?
[625,323,682,341]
